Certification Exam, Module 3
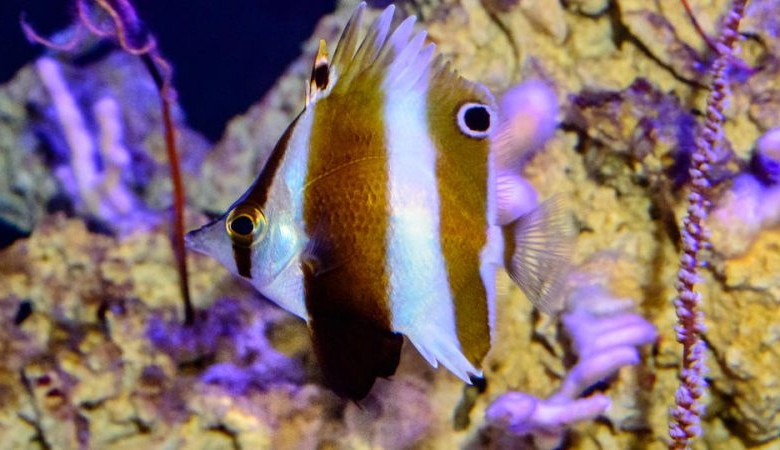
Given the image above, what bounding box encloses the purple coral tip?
[751,128,780,186]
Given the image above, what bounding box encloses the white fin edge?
[406,330,481,382]
[329,3,441,97]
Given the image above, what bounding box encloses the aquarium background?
[1,0,336,141]
[1,0,779,448]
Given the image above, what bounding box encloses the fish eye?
[226,206,267,246]
[457,102,492,138]
[229,215,254,236]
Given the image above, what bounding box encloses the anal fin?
[503,197,572,314]
[309,309,403,400]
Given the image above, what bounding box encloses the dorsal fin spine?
[331,2,366,81]
[336,5,395,90]
[374,16,416,69]
[326,3,493,104]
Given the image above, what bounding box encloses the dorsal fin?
[325,4,431,97]
[321,3,488,104]
[330,2,367,82]
[328,4,396,94]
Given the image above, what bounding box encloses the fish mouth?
[183,229,197,249]
[183,228,205,254]
[183,216,222,254]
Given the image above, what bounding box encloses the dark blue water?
[1,0,336,141]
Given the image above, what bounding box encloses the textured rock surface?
[0,46,210,243]
[1,0,780,448]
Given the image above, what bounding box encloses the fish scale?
[186,2,570,400]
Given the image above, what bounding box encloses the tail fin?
[502,198,571,314]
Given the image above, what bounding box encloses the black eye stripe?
[225,206,266,278]
[225,206,267,245]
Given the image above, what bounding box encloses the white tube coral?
[36,57,101,214]
[94,96,134,218]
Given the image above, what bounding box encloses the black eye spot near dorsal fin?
[457,102,493,138]
[309,39,331,96]
[464,106,490,132]
[312,63,329,90]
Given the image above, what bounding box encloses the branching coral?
[93,96,135,217]
[669,0,748,447]
[483,79,658,448]
[35,58,103,216]
[485,284,657,449]
[35,57,142,234]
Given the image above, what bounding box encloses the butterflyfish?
[186,2,569,400]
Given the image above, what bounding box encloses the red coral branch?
[669,1,747,448]
[90,0,156,54]
[21,17,86,51]
[680,0,720,55]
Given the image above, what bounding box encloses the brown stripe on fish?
[302,69,400,399]
[426,60,493,366]
[240,114,301,207]
[227,114,301,278]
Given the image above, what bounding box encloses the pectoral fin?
[503,198,571,314]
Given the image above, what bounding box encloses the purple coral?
[148,298,303,394]
[668,1,747,447]
[486,392,610,445]
[485,284,657,447]
[555,286,658,402]
[486,76,657,445]
[34,58,145,234]
[751,128,780,185]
